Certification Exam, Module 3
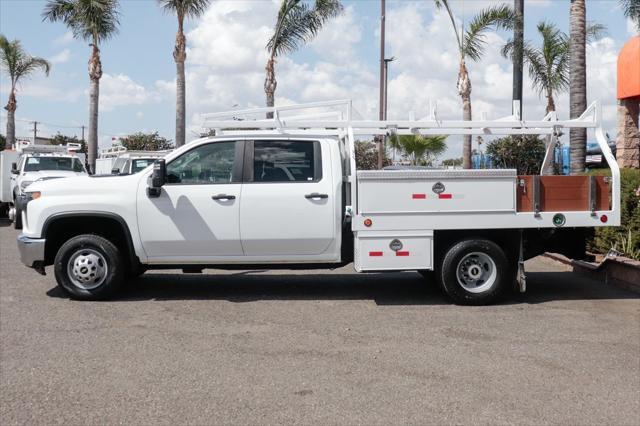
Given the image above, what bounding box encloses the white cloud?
[98,73,160,111]
[150,0,621,159]
[53,31,74,46]
[49,49,71,64]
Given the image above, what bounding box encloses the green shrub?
[485,135,546,175]
[587,168,640,260]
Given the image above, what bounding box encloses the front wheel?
[438,239,510,305]
[13,205,22,229]
[54,234,125,300]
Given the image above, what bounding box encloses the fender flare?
[42,211,140,267]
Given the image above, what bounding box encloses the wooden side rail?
[516,175,610,213]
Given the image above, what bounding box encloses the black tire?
[13,205,22,230]
[54,234,125,300]
[438,239,510,305]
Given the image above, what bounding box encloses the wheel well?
[434,229,520,265]
[43,214,138,269]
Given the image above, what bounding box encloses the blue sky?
[0,0,635,157]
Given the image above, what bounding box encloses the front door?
[240,140,335,257]
[137,141,244,262]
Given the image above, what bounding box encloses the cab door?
[239,140,335,258]
[137,141,244,262]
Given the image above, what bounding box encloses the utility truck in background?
[1,142,87,229]
[15,100,620,305]
[95,146,171,175]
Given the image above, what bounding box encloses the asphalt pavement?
[1,220,638,425]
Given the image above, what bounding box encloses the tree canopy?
[119,132,174,151]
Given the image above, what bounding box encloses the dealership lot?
[1,221,638,425]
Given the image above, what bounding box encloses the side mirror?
[11,163,18,174]
[147,159,166,197]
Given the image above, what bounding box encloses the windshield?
[131,158,154,173]
[24,156,85,173]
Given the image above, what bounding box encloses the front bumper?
[17,234,46,268]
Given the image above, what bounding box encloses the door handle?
[305,193,328,199]
[212,194,236,201]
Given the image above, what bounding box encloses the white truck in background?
[15,100,619,305]
[95,146,171,175]
[0,143,87,228]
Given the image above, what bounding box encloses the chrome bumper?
[17,234,46,268]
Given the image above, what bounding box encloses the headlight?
[20,180,34,190]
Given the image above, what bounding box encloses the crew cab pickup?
[16,100,620,305]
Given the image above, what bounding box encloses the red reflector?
[396,251,410,256]
[412,193,426,199]
[364,218,373,227]
[600,215,608,223]
[438,193,452,199]
[369,251,383,257]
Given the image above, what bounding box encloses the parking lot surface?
[1,221,639,425]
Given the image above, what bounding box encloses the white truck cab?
[1,144,87,229]
[95,146,171,175]
[16,101,620,305]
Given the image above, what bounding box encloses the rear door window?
[251,141,321,183]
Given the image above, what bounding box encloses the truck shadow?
[46,269,639,305]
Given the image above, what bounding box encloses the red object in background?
[617,36,640,101]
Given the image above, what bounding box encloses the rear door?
[240,139,335,257]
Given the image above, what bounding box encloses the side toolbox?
[354,230,433,272]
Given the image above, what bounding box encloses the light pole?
[383,57,395,121]
[384,57,395,163]
[512,0,524,118]
[377,0,386,169]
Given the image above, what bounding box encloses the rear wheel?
[54,234,125,300]
[438,239,510,305]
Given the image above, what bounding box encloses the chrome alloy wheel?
[456,252,497,293]
[67,249,108,290]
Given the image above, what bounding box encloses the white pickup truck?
[16,101,620,305]
[1,143,87,229]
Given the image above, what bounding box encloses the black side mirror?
[147,159,166,197]
[11,163,18,174]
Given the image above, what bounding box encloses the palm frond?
[432,0,463,53]
[158,0,211,19]
[267,0,343,57]
[586,21,607,42]
[620,0,640,31]
[463,4,516,61]
[43,0,120,44]
[0,35,51,85]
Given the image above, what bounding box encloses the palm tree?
[158,0,211,148]
[389,135,447,166]
[265,0,343,118]
[569,0,587,175]
[434,1,515,169]
[503,23,569,114]
[43,0,120,173]
[503,21,604,114]
[620,0,640,31]
[0,35,50,149]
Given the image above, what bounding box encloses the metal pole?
[377,0,386,169]
[33,121,38,144]
[512,0,524,117]
[81,125,85,142]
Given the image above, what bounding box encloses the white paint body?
[21,100,620,273]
